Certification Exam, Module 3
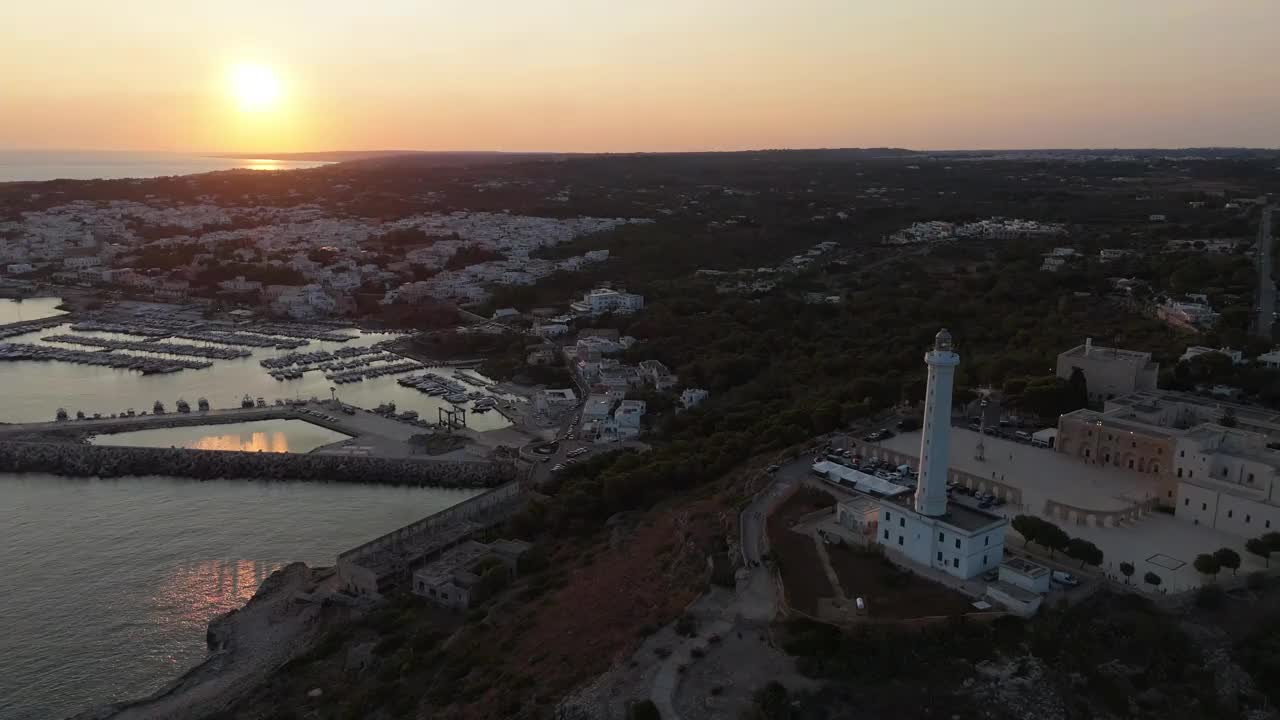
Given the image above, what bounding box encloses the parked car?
[766,464,780,474]
[982,568,1000,582]
[1052,571,1080,587]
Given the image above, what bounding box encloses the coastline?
[71,563,334,720]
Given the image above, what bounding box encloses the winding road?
[1256,204,1275,340]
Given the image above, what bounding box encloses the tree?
[1194,553,1221,581]
[1263,532,1280,552]
[1144,571,1163,591]
[1214,547,1242,576]
[630,699,660,720]
[1011,514,1045,547]
[1247,537,1272,568]
[1067,366,1089,409]
[1040,524,1071,558]
[1119,561,1135,584]
[1065,538,1104,568]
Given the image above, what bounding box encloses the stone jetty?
[0,441,513,488]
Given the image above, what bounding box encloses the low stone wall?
[1044,497,1159,528]
[0,440,510,488]
[338,481,523,563]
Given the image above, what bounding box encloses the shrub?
[1196,584,1225,610]
[630,699,660,720]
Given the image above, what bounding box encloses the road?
[1256,204,1275,339]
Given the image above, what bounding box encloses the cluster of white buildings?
[887,218,1066,245]
[579,393,648,441]
[569,288,645,316]
[0,198,651,319]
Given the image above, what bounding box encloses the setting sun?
[229,63,282,112]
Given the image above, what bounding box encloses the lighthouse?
[915,328,960,517]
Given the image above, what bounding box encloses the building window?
[1085,449,1091,458]
[954,538,961,549]
[883,529,889,540]
[1178,468,1183,478]
[1132,441,1136,448]
[1223,468,1229,478]
[899,517,905,528]
[898,535,904,546]
[1168,490,1173,498]
[1247,515,1252,524]
[1249,473,1255,483]
[1184,498,1190,507]
[1157,448,1163,455]
[984,536,989,546]
[1228,510,1233,518]
[1180,450,1185,457]
[952,558,959,568]
[983,555,988,566]
[1202,503,1208,511]
[885,512,890,522]
[1189,471,1194,478]
[1268,520,1272,529]
[937,551,943,562]
[1087,430,1093,437]
[938,532,944,542]
[1128,459,1134,469]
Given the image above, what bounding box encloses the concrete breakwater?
[0,441,513,488]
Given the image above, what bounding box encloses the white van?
[1015,431,1033,442]
[1031,437,1050,448]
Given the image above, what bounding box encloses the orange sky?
[3,0,1278,152]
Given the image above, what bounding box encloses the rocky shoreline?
[0,441,512,487]
[72,563,329,720]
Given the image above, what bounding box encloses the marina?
[0,301,513,431]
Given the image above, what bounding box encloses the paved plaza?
[877,428,1163,513]
[867,428,1264,591]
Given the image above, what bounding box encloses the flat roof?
[882,494,1006,534]
[1060,344,1151,363]
[1002,557,1049,578]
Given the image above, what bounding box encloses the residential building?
[411,539,531,610]
[1055,338,1159,402]
[986,557,1049,617]
[1157,299,1220,331]
[638,359,678,390]
[1180,346,1243,365]
[581,394,615,425]
[570,288,645,316]
[680,388,709,409]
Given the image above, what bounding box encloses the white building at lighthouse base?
[876,496,1008,580]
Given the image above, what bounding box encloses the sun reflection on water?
[190,431,289,452]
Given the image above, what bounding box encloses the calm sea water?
[89,419,352,454]
[0,296,68,325]
[0,300,512,431]
[0,474,479,720]
[0,151,328,182]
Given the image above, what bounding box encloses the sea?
[0,474,478,720]
[0,298,509,718]
[0,150,328,183]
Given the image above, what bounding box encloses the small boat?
[197,397,210,412]
[255,397,266,408]
[153,401,165,414]
[176,399,191,413]
[55,408,68,422]
[75,410,86,420]
[241,394,254,409]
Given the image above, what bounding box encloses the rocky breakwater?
[74,563,329,720]
[0,441,513,488]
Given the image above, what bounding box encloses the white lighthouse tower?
[915,328,960,517]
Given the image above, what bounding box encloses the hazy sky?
[3,0,1278,153]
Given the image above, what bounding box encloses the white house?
[680,388,709,409]
[1180,346,1243,366]
[877,499,1007,580]
[985,557,1049,617]
[571,288,645,316]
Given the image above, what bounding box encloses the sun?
[229,63,282,112]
